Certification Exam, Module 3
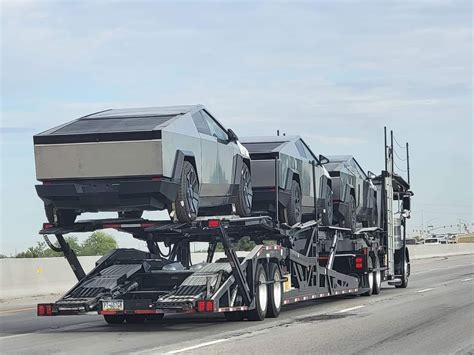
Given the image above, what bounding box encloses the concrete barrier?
[0,252,243,300]
[408,243,474,260]
[1,246,472,300]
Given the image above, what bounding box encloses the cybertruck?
[34,105,253,224]
[241,136,332,226]
[325,155,378,230]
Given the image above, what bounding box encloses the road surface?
[1,254,473,354]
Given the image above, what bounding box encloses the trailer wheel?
[125,315,146,324]
[246,264,268,321]
[103,315,125,324]
[287,181,302,226]
[224,312,245,321]
[373,257,381,295]
[235,163,253,217]
[266,263,283,318]
[362,257,374,296]
[175,161,200,223]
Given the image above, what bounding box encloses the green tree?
[79,231,117,256]
[16,241,47,258]
[42,236,81,257]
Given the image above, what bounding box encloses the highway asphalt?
[0,254,473,354]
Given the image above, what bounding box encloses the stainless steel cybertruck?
[34,105,253,224]
[325,155,378,230]
[240,136,333,226]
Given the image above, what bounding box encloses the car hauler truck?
[36,128,413,323]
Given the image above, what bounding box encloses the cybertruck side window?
[295,140,307,159]
[192,112,212,136]
[201,110,229,142]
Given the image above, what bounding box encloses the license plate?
[102,300,124,311]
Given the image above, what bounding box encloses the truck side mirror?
[318,154,329,165]
[402,196,411,211]
[227,128,239,142]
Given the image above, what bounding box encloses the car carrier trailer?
[36,128,412,323]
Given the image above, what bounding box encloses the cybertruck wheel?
[45,205,77,225]
[287,181,302,226]
[175,161,200,223]
[235,163,252,217]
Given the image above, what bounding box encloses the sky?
[1,0,472,255]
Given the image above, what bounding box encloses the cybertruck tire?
[45,205,77,226]
[235,163,252,217]
[287,181,302,226]
[175,161,200,223]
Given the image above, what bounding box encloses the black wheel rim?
[242,167,253,210]
[185,169,199,215]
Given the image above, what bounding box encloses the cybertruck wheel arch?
[172,150,199,184]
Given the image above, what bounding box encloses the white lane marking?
[417,288,434,293]
[461,278,473,282]
[0,333,34,341]
[335,305,365,313]
[167,338,230,354]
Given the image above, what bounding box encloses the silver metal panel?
[161,113,202,182]
[250,160,276,187]
[34,140,163,180]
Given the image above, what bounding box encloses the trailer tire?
[224,312,245,321]
[246,264,268,321]
[175,161,200,223]
[266,263,283,318]
[362,257,374,296]
[373,257,381,295]
[287,181,302,226]
[235,163,253,217]
[103,315,125,324]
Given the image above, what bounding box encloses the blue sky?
[1,0,472,255]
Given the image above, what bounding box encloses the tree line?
[13,231,118,258]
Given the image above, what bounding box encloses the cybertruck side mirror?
[227,128,239,142]
[318,154,330,166]
[367,170,377,180]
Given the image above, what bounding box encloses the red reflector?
[100,310,118,315]
[140,223,156,228]
[37,304,45,316]
[355,257,363,263]
[208,219,220,228]
[134,309,156,315]
[197,300,206,312]
[103,223,121,229]
[42,223,54,230]
[37,303,53,316]
[355,263,363,269]
[205,300,214,312]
